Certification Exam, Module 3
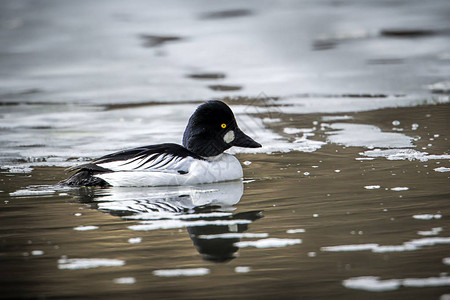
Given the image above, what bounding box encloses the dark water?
[1,0,450,299]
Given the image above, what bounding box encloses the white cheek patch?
[223,130,235,144]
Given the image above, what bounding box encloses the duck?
[61,100,261,187]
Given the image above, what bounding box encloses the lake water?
[1,0,449,299]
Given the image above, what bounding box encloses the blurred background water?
[0,0,449,299]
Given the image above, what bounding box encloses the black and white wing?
[70,143,203,175]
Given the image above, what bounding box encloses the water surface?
[1,0,450,299]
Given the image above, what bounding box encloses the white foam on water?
[371,244,418,253]
[261,95,450,115]
[228,112,325,155]
[343,275,450,292]
[391,187,409,191]
[343,276,401,292]
[413,214,442,220]
[58,258,125,270]
[321,244,379,252]
[418,227,442,236]
[153,268,210,277]
[322,237,450,254]
[322,115,354,121]
[320,122,331,129]
[128,219,251,231]
[262,118,281,123]
[428,81,450,93]
[2,166,34,173]
[373,238,450,253]
[73,226,99,231]
[364,185,381,189]
[355,157,375,161]
[361,149,450,161]
[113,277,136,284]
[406,237,450,247]
[418,154,450,160]
[326,123,413,148]
[234,238,302,249]
[197,233,269,239]
[283,127,314,134]
[235,266,251,273]
[293,136,325,153]
[128,237,142,244]
[9,189,56,196]
[443,258,450,265]
[284,128,302,134]
[402,276,450,287]
[435,167,450,172]
[308,252,317,257]
[286,229,306,234]
[31,250,44,256]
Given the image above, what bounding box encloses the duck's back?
[61,143,243,187]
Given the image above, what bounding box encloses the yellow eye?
[221,123,227,129]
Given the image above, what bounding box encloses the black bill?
[232,128,262,148]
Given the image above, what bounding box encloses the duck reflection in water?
[74,180,263,262]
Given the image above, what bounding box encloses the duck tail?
[59,170,110,187]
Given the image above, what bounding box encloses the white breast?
[95,154,243,187]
